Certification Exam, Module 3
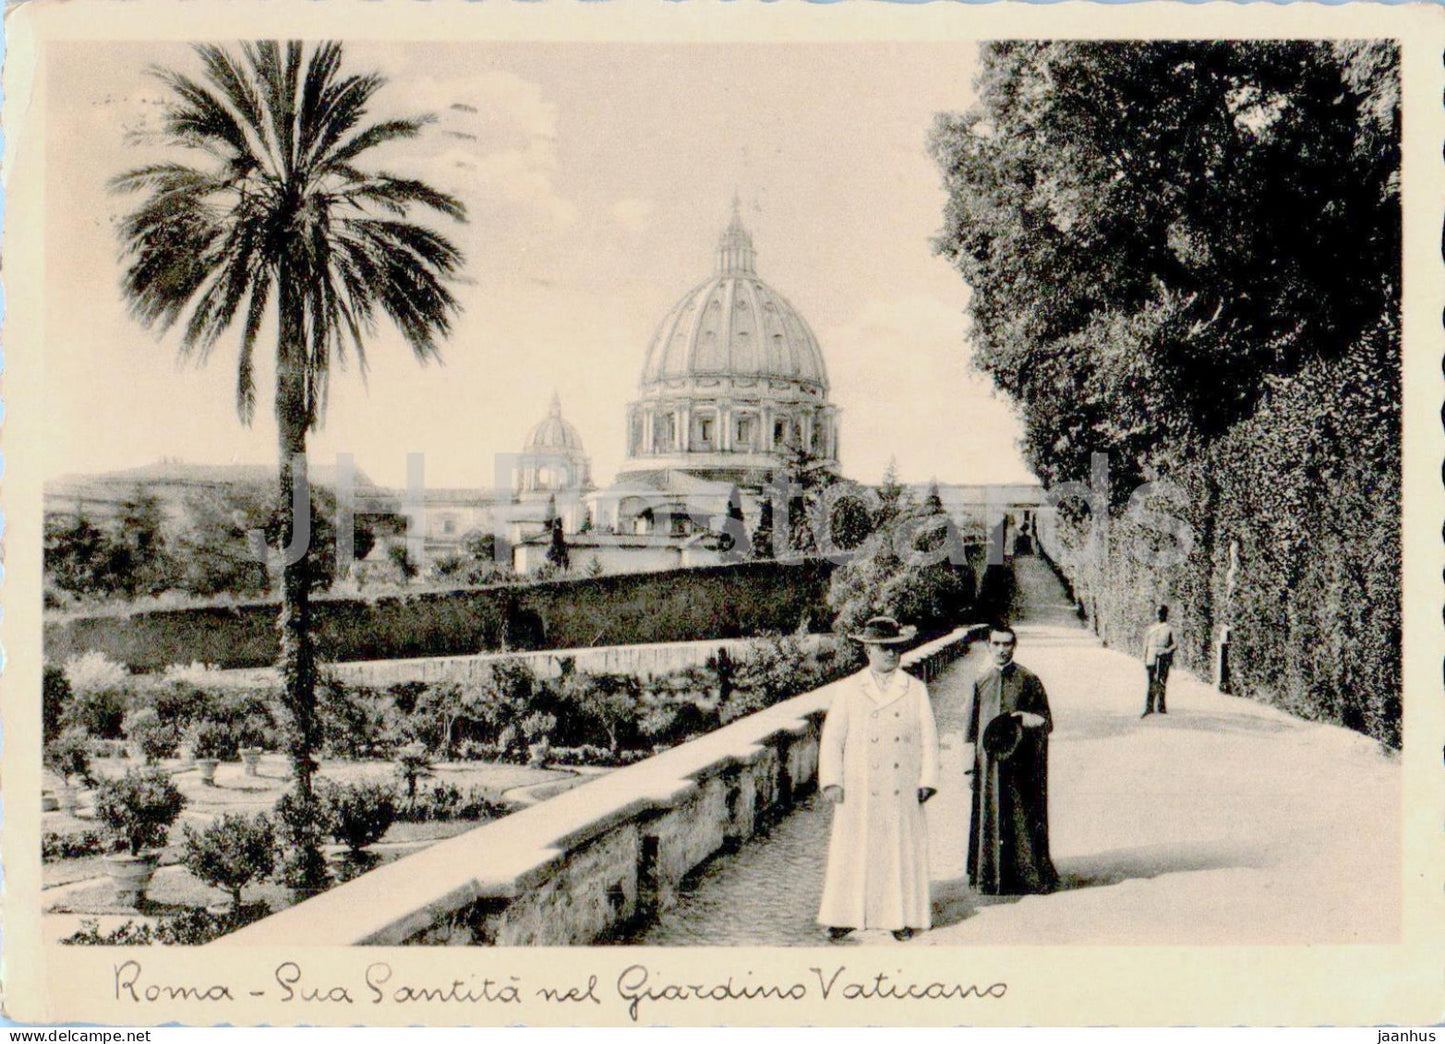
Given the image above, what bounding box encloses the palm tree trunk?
[277,427,317,796]
[276,292,318,797]
[274,274,328,892]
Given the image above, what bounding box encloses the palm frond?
[338,174,467,222]
[236,275,273,424]
[318,117,428,172]
[115,39,468,432]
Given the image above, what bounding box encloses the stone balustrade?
[219,625,982,948]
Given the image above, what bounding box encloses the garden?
[42,633,866,944]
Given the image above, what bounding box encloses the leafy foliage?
[828,506,977,636]
[42,829,107,861]
[271,789,330,892]
[93,769,187,856]
[188,719,241,761]
[43,666,72,745]
[932,41,1401,744]
[124,707,182,763]
[44,729,96,786]
[320,780,397,853]
[930,41,1399,492]
[62,903,271,946]
[111,40,469,878]
[393,782,504,823]
[394,743,435,799]
[181,811,277,909]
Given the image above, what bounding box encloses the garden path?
[622,555,1401,946]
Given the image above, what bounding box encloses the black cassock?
[967,662,1059,895]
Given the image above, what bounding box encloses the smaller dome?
[525,393,585,454]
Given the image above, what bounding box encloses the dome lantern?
[716,193,757,276]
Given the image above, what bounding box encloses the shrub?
[153,902,271,944]
[558,673,642,753]
[318,676,397,759]
[142,680,215,730]
[271,789,330,892]
[827,515,977,637]
[181,812,276,910]
[188,720,240,761]
[42,829,107,860]
[62,918,157,945]
[63,688,128,740]
[321,780,397,853]
[388,681,428,716]
[63,651,129,694]
[159,661,227,687]
[93,769,187,856]
[62,903,271,946]
[394,782,506,823]
[43,666,72,744]
[124,707,181,764]
[44,728,96,786]
[543,745,654,768]
[44,559,837,671]
[521,711,556,744]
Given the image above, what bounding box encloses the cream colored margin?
[3,0,1442,1027]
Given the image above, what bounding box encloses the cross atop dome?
[548,390,562,417]
[716,194,756,276]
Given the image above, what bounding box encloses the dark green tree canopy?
[929,41,1399,489]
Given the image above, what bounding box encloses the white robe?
[816,668,940,931]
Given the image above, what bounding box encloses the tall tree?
[875,456,909,529]
[112,41,466,887]
[929,41,1399,490]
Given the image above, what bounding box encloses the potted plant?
[234,716,273,778]
[123,708,181,766]
[188,721,239,786]
[44,729,95,814]
[93,768,186,906]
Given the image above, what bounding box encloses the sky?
[43,40,1035,490]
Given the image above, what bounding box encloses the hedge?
[44,560,837,672]
[1043,320,1400,747]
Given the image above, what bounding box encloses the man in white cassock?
[817,615,940,941]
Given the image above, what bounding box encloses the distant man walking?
[818,616,940,942]
[967,625,1058,895]
[1142,605,1178,716]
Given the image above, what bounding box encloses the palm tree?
[112,41,466,886]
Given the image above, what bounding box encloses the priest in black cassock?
[966,624,1059,895]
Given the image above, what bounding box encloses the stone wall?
[214,635,835,690]
[219,626,981,949]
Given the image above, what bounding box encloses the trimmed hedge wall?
[1041,320,1400,747]
[44,560,838,673]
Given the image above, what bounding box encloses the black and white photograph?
[3,1,1439,1028]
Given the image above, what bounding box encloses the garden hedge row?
[44,560,838,672]
[1043,322,1401,747]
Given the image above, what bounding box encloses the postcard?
[3,0,1441,1027]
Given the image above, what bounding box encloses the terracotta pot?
[103,851,161,906]
[196,759,220,785]
[239,748,263,777]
